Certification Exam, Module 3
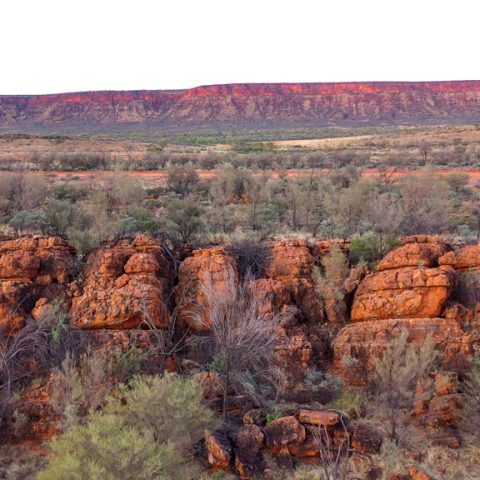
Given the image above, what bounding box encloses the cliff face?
[1,81,480,132]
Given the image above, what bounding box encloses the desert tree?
[325,179,374,239]
[165,166,199,198]
[163,198,204,245]
[372,328,437,444]
[398,171,454,235]
[366,191,404,257]
[190,270,285,417]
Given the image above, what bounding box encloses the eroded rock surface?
[264,240,323,323]
[351,266,454,321]
[333,318,475,385]
[176,246,237,331]
[71,236,172,329]
[0,236,74,330]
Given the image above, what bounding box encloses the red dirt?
[44,168,480,186]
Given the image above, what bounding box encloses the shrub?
[372,329,437,443]
[163,198,204,245]
[49,348,112,430]
[40,374,215,480]
[225,239,270,278]
[104,374,216,445]
[461,355,480,431]
[190,271,285,416]
[37,413,186,480]
[9,210,50,235]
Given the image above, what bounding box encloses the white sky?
[1,0,479,95]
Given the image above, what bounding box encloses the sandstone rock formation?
[377,242,449,272]
[351,266,454,321]
[333,318,474,386]
[439,244,480,270]
[71,236,172,329]
[176,246,237,331]
[0,236,74,330]
[334,240,478,384]
[205,410,352,476]
[264,240,323,323]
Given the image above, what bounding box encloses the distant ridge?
[1,81,479,132]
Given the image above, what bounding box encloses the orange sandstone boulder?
[332,318,475,385]
[351,266,454,321]
[71,236,172,329]
[264,416,306,454]
[264,240,323,323]
[377,242,448,272]
[0,236,75,330]
[176,246,237,331]
[296,409,340,426]
[231,425,265,453]
[205,430,232,470]
[439,244,480,270]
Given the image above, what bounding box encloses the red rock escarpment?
[2,81,480,131]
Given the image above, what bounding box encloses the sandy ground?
[25,167,480,189]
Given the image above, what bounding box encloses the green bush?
[104,374,216,445]
[40,374,217,480]
[37,414,183,480]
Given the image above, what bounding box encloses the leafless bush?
[190,270,285,417]
[49,347,113,430]
[314,415,351,480]
[225,238,270,278]
[372,329,437,443]
[140,283,193,375]
[0,319,49,425]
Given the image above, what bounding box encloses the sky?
[1,0,480,95]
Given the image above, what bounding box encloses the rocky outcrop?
[0,236,74,331]
[332,317,475,385]
[439,244,480,270]
[377,242,449,272]
[265,240,323,323]
[415,372,463,429]
[71,236,172,329]
[334,239,479,384]
[206,410,352,476]
[351,266,454,321]
[176,246,237,331]
[176,240,328,331]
